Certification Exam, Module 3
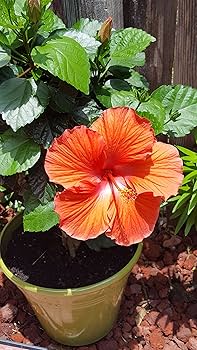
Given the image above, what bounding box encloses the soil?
[0,209,197,349]
[3,226,136,289]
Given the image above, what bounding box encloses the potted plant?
[0,0,195,346]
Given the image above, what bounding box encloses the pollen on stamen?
[120,188,137,201]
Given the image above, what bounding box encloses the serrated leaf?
[126,70,149,89]
[36,81,50,107]
[23,201,59,232]
[188,192,197,215]
[0,0,19,29]
[38,9,65,38]
[0,129,41,176]
[73,18,101,37]
[137,98,165,135]
[31,37,90,94]
[28,160,48,199]
[109,28,155,68]
[96,79,130,108]
[23,187,59,232]
[74,100,102,126]
[0,46,11,67]
[0,31,9,46]
[111,90,139,109]
[63,29,101,59]
[49,88,75,113]
[152,85,197,137]
[0,78,45,131]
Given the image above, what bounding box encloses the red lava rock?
[143,240,162,260]
[149,328,165,349]
[145,310,159,325]
[158,287,169,298]
[78,347,97,350]
[23,324,42,344]
[163,236,182,248]
[157,314,173,336]
[187,337,197,350]
[11,332,24,343]
[97,339,118,350]
[187,303,197,318]
[0,287,9,305]
[183,254,196,270]
[122,321,132,332]
[128,339,139,349]
[172,336,188,350]
[16,310,26,324]
[157,299,170,312]
[163,340,180,350]
[0,303,18,322]
[163,251,174,265]
[176,324,192,342]
[129,283,142,294]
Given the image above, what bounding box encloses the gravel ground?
[0,219,196,350]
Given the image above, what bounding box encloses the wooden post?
[52,0,124,28]
[123,0,178,90]
[173,0,197,88]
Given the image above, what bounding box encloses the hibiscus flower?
[45,108,183,246]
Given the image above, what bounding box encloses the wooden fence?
[53,0,197,90]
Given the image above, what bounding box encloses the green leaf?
[36,81,50,107]
[74,100,102,126]
[96,79,130,108]
[182,170,197,184]
[0,78,44,131]
[137,98,165,135]
[193,179,197,192]
[63,29,100,59]
[0,129,41,176]
[174,204,189,234]
[23,186,59,232]
[86,234,116,251]
[0,46,11,67]
[178,146,197,158]
[188,192,197,215]
[31,37,90,94]
[49,87,75,113]
[73,18,101,38]
[38,9,65,38]
[184,209,196,236]
[0,185,6,192]
[0,31,9,46]
[111,90,139,109]
[0,0,18,29]
[126,70,149,89]
[152,85,197,137]
[172,192,191,213]
[109,28,155,68]
[14,0,26,16]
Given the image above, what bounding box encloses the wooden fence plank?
[123,0,178,90]
[173,0,197,87]
[53,0,124,28]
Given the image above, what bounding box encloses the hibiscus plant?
[0,0,196,251]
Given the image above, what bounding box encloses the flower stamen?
[106,171,137,201]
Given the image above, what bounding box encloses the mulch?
[0,212,197,350]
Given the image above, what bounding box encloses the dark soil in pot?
[3,226,137,289]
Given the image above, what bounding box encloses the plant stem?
[17,66,33,78]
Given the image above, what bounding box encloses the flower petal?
[45,126,106,189]
[54,181,115,240]
[106,192,161,246]
[127,142,183,201]
[91,107,155,168]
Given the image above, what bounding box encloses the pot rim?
[0,213,143,296]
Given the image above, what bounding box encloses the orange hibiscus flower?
[45,108,183,246]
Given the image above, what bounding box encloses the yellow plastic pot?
[0,214,142,346]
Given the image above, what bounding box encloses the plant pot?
[0,214,143,346]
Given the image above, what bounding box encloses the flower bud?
[98,17,112,43]
[28,0,41,24]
